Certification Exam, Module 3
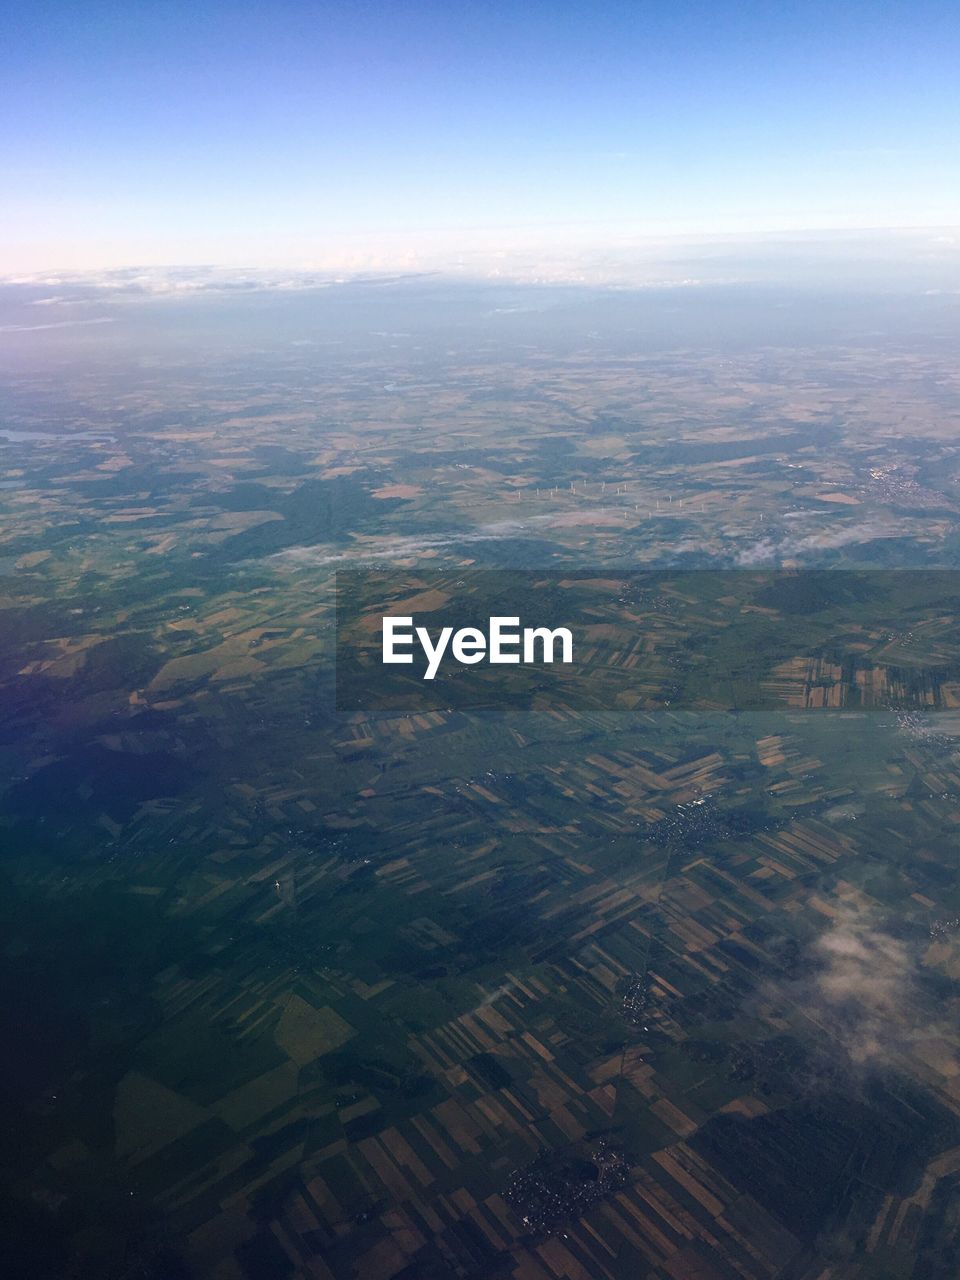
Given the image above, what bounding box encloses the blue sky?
[3,0,958,272]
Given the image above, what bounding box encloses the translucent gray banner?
[335,570,960,713]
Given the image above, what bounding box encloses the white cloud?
[0,316,116,333]
[735,521,897,566]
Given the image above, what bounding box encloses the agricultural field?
[2,278,960,1279]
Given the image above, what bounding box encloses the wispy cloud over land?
[734,520,897,566]
[765,903,954,1072]
[810,908,917,1066]
[0,316,116,334]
